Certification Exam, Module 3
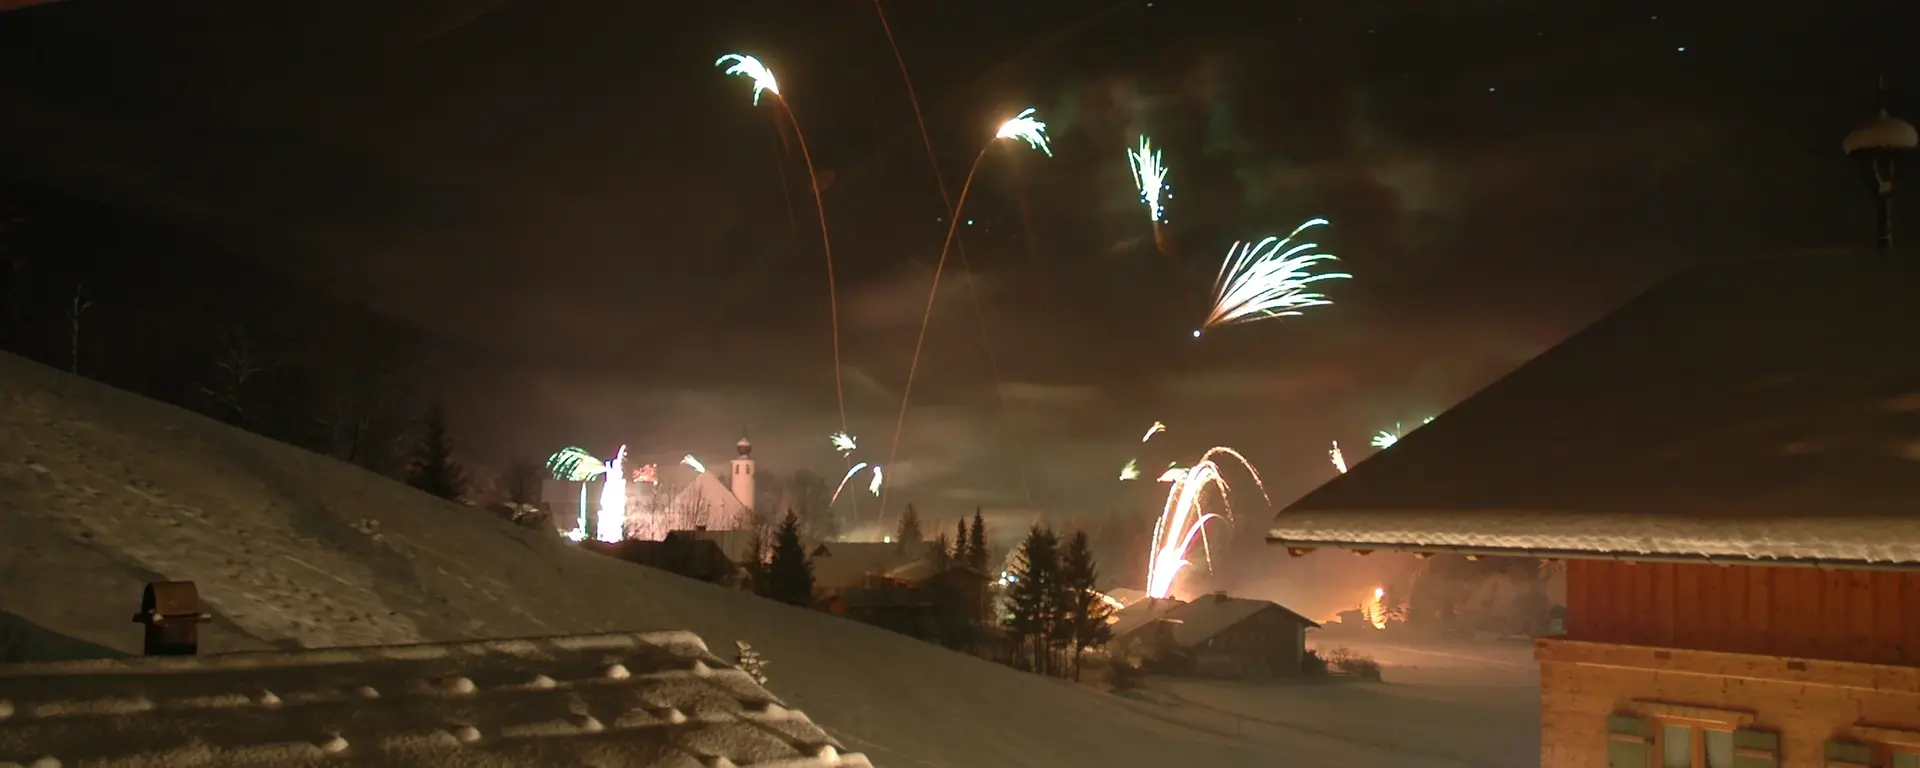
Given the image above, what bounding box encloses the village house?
[0,586,867,766]
[1111,593,1318,679]
[1267,254,1920,767]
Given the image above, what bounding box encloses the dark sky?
[1,0,1915,530]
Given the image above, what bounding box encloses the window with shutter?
[1609,714,1652,768]
[1822,740,1873,768]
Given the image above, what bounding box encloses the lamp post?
[1843,79,1918,251]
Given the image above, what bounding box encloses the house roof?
[1160,595,1318,648]
[808,543,925,590]
[667,529,761,563]
[1108,598,1186,640]
[1270,253,1920,568]
[0,630,867,767]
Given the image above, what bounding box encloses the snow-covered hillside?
[0,352,1436,767]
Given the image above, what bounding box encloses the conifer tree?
[765,511,815,607]
[406,403,467,502]
[954,519,968,563]
[896,504,923,546]
[966,509,989,572]
[931,531,953,572]
[1060,530,1113,681]
[1003,525,1063,675]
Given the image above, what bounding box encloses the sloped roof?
[669,472,750,531]
[808,543,925,590]
[1161,596,1318,648]
[1270,253,1920,567]
[0,630,868,767]
[669,529,761,563]
[1108,598,1186,640]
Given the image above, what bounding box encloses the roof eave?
[1266,536,1920,573]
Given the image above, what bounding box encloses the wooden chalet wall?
[1564,559,1920,666]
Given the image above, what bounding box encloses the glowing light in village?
[1363,587,1388,630]
[1141,421,1166,443]
[1127,135,1169,223]
[1119,458,1141,481]
[1329,440,1348,474]
[1145,447,1269,599]
[1195,218,1350,337]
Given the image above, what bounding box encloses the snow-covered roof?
[808,542,926,589]
[1108,598,1186,640]
[0,630,867,767]
[1160,595,1318,648]
[1271,253,1920,567]
[668,471,750,530]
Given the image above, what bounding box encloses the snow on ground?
[0,352,1505,766]
[1127,636,1540,768]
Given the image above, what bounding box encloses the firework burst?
[1119,458,1140,481]
[1195,218,1351,337]
[715,53,779,105]
[882,106,1055,517]
[1127,135,1169,223]
[1141,421,1167,443]
[830,431,857,455]
[995,107,1053,156]
[831,462,869,504]
[1329,440,1349,474]
[714,51,848,437]
[681,454,707,473]
[1146,447,1269,599]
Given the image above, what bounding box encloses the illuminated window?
[1892,750,1920,768]
[1656,722,1735,768]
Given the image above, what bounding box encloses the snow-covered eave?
[1268,508,1920,571]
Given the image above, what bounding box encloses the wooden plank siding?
[1565,560,1920,666]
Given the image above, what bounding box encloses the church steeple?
[729,436,756,513]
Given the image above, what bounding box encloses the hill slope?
[0,352,1405,767]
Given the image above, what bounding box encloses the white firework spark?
[1196,218,1350,337]
[715,53,780,105]
[830,431,857,455]
[995,107,1053,157]
[681,454,707,473]
[1127,135,1169,223]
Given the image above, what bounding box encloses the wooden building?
[1267,254,1920,767]
[1115,593,1318,679]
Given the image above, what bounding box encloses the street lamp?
[1843,79,1918,251]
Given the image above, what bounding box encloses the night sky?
[1,0,1915,535]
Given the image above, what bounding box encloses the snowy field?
[0,352,1547,767]
[1116,637,1540,768]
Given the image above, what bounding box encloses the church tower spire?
[729,436,755,515]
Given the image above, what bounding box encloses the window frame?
[1885,744,1920,768]
[1651,715,1736,768]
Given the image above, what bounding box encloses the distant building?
[0,630,869,766]
[1112,593,1318,679]
[1267,254,1920,767]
